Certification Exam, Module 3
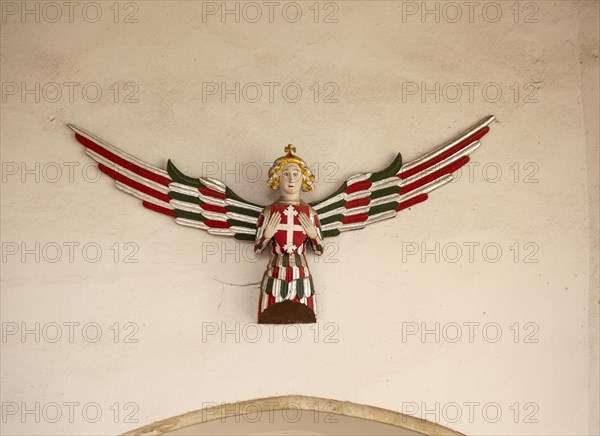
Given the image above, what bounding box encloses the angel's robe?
[254,201,324,324]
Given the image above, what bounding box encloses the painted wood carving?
[69,116,495,324]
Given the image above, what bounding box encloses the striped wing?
[69,125,264,241]
[310,116,495,238]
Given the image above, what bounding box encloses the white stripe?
[198,193,227,207]
[274,280,281,301]
[229,226,256,235]
[169,182,200,197]
[344,205,371,216]
[371,175,402,189]
[226,199,263,213]
[200,210,229,222]
[169,199,203,214]
[400,117,493,172]
[318,206,345,220]
[370,193,400,207]
[345,190,371,202]
[207,228,236,236]
[321,221,343,231]
[115,183,172,209]
[174,218,209,230]
[68,124,170,178]
[288,280,297,300]
[347,172,371,185]
[199,177,226,193]
[86,149,170,194]
[399,141,480,187]
[227,212,258,225]
[399,174,454,202]
[366,210,397,224]
[334,221,367,232]
[313,192,346,211]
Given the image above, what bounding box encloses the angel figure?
[68,115,495,324]
[253,145,325,323]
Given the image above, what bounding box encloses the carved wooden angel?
[69,115,495,324]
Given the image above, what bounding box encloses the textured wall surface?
[1,1,598,435]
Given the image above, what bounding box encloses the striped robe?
[254,202,324,318]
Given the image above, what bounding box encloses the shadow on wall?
[123,395,463,436]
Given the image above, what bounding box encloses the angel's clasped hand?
[298,212,318,239]
[263,212,282,240]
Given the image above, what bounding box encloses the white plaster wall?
[1,1,598,435]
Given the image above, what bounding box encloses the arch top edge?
[123,394,464,436]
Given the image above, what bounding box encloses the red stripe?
[199,187,227,200]
[345,180,372,195]
[200,203,228,214]
[75,133,172,186]
[142,201,175,217]
[204,219,231,229]
[307,296,314,310]
[345,197,371,209]
[401,156,470,195]
[267,268,308,281]
[341,213,369,225]
[396,193,428,211]
[268,294,276,307]
[99,163,171,203]
[400,126,489,180]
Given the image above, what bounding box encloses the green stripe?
[168,160,266,210]
[368,153,403,183]
[368,202,398,216]
[297,278,304,299]
[225,187,264,208]
[320,213,345,226]
[266,277,274,295]
[309,153,402,210]
[173,209,207,221]
[235,233,255,241]
[169,190,200,204]
[227,205,260,218]
[322,229,340,238]
[167,160,202,188]
[281,280,288,298]
[308,276,315,296]
[227,219,256,229]
[316,199,346,215]
[371,185,400,200]
[309,182,347,208]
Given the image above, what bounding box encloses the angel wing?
[309,115,495,238]
[68,124,264,241]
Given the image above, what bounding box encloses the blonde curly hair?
[267,145,315,192]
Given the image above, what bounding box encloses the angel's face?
[280,163,302,195]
